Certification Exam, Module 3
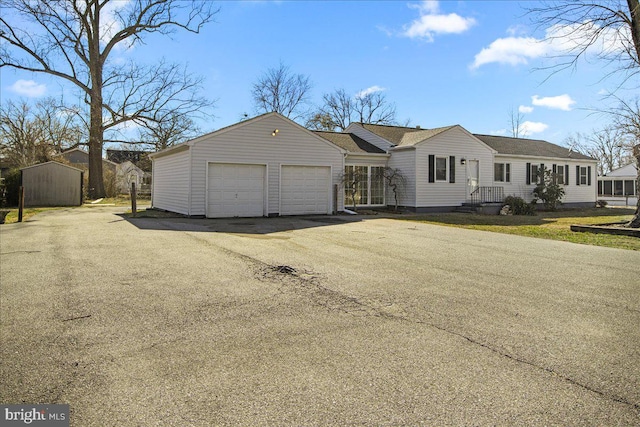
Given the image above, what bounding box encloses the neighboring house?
[20,162,83,207]
[58,147,117,174]
[106,149,149,165]
[116,160,147,194]
[597,163,638,206]
[151,113,598,218]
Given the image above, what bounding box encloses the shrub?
[2,169,22,207]
[503,195,536,216]
[532,167,565,211]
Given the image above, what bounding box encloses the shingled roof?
[473,134,595,161]
[313,131,386,154]
[359,123,424,145]
[358,123,459,147]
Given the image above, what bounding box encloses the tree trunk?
[87,2,106,199]
[627,144,640,228]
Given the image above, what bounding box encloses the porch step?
[454,203,481,214]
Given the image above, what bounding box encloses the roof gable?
[604,162,637,176]
[474,134,595,161]
[313,131,385,154]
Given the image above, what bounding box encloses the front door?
[467,160,479,200]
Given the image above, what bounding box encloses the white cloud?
[356,85,385,98]
[490,129,508,136]
[471,37,551,69]
[9,80,47,97]
[402,1,476,42]
[519,121,548,136]
[471,20,630,69]
[531,94,575,111]
[519,105,534,114]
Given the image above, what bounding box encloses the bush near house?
[503,195,536,216]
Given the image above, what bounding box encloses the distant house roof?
[106,149,150,164]
[473,134,595,161]
[313,131,386,154]
[603,162,637,177]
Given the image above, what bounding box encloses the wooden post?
[131,182,137,217]
[18,186,24,222]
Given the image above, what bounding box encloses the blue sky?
[2,0,637,148]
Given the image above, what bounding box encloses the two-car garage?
[151,113,345,218]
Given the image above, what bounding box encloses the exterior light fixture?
[271,129,279,136]
[460,158,466,165]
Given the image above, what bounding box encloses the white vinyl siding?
[187,114,344,216]
[497,155,597,204]
[152,149,190,215]
[415,127,494,207]
[280,166,331,215]
[387,149,416,207]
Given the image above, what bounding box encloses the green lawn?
[401,208,640,251]
[1,207,60,224]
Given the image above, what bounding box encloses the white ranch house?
[150,113,598,218]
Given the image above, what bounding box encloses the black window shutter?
[576,165,580,186]
[565,164,569,185]
[428,155,435,183]
[506,164,511,182]
[449,156,455,183]
[540,163,544,184]
[588,166,592,185]
[526,163,531,185]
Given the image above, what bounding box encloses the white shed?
[150,113,346,218]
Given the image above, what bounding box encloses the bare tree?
[0,98,84,168]
[138,112,203,152]
[0,0,217,197]
[565,126,634,174]
[382,167,407,212]
[529,1,640,84]
[251,62,312,121]
[528,0,640,227]
[307,88,398,132]
[508,106,526,138]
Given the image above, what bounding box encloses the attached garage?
[207,163,266,218]
[151,113,345,218]
[280,165,331,215]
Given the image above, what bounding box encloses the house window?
[494,163,511,183]
[603,181,613,196]
[555,165,565,185]
[344,165,385,206]
[531,164,540,184]
[624,180,636,196]
[614,180,623,196]
[580,167,588,185]
[435,157,447,181]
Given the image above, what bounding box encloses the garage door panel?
[281,166,330,215]
[207,163,265,218]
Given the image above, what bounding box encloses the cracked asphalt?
[1,206,639,426]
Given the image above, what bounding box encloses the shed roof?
[313,131,386,154]
[20,161,83,172]
[473,134,595,160]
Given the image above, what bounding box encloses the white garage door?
[281,166,331,215]
[207,163,265,218]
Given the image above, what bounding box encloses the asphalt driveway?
[1,207,639,426]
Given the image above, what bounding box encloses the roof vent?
[416,125,421,129]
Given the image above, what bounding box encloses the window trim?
[494,162,511,183]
